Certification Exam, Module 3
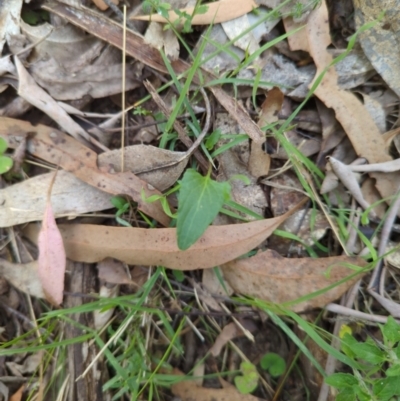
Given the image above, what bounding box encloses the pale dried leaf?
[283,17,309,52]
[354,1,400,98]
[221,14,259,54]
[0,259,44,298]
[100,144,188,190]
[0,0,22,54]
[361,92,386,134]
[268,210,330,256]
[94,284,119,330]
[97,258,131,284]
[0,143,187,227]
[0,56,15,76]
[25,203,304,270]
[368,289,400,319]
[306,3,388,163]
[1,117,169,226]
[30,57,141,101]
[328,157,372,212]
[14,56,97,146]
[222,249,367,312]
[202,268,233,297]
[209,322,242,356]
[145,22,180,61]
[20,20,102,69]
[0,170,112,227]
[131,0,258,25]
[361,178,387,219]
[20,353,43,374]
[384,241,400,269]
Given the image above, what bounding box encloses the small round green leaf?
[234,362,258,394]
[0,156,13,175]
[260,353,286,377]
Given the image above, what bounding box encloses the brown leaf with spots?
[222,249,367,312]
[24,201,305,270]
[0,116,169,226]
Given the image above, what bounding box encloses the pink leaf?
[37,172,66,306]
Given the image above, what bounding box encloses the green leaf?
[381,316,400,344]
[111,196,129,210]
[260,353,286,377]
[385,363,400,377]
[373,376,400,400]
[205,129,221,150]
[234,362,258,394]
[353,387,372,401]
[325,373,358,389]
[172,269,185,282]
[336,388,357,401]
[340,333,359,359]
[177,169,231,250]
[115,216,132,227]
[196,5,208,14]
[0,138,8,154]
[352,341,385,364]
[0,155,13,175]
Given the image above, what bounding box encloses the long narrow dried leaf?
[0,117,169,226]
[222,249,367,312]
[25,202,305,270]
[305,1,400,210]
[131,0,258,25]
[38,177,66,306]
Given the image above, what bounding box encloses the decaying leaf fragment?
[222,249,367,312]
[25,201,305,270]
[0,117,169,226]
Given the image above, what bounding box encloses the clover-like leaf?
[234,361,258,394]
[260,352,286,377]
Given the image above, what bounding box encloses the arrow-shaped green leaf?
[177,169,231,250]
